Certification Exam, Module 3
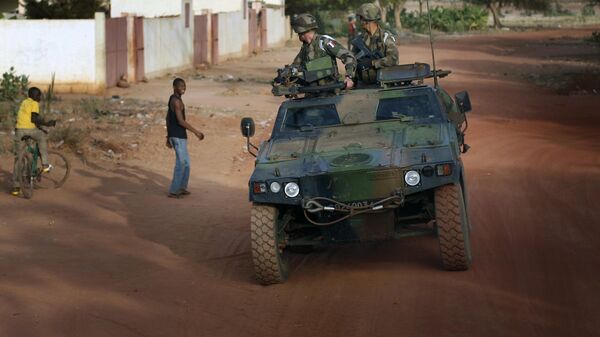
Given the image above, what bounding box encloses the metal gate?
[105,17,127,88]
[134,17,145,82]
[211,13,219,65]
[194,14,209,65]
[260,8,267,51]
[248,10,258,55]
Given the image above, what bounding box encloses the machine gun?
[272,57,345,97]
[350,37,383,72]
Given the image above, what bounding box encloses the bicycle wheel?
[19,153,34,199]
[36,150,70,189]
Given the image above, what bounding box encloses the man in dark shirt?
[166,78,204,198]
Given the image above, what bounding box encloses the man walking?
[166,78,204,198]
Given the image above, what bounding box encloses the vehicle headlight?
[404,170,421,186]
[270,181,281,193]
[284,182,300,197]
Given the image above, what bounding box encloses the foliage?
[543,2,573,16]
[401,6,489,33]
[43,72,57,114]
[586,31,600,44]
[1,67,29,102]
[24,0,107,19]
[49,124,86,151]
[286,0,363,16]
[466,0,551,28]
[0,101,17,132]
[581,3,596,16]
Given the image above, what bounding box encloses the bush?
[49,124,86,151]
[543,2,573,16]
[1,67,29,102]
[401,6,489,34]
[582,4,596,16]
[586,31,600,44]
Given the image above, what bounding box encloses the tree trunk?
[418,0,423,16]
[487,2,502,29]
[393,2,405,31]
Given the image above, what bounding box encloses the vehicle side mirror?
[454,91,472,113]
[241,117,255,138]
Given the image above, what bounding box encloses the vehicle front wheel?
[250,204,289,285]
[435,183,472,271]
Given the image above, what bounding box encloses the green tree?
[467,0,550,28]
[377,0,408,30]
[24,0,107,19]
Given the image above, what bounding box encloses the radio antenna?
[425,0,439,88]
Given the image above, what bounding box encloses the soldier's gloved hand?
[358,58,373,72]
[344,76,354,89]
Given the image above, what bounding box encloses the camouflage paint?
[249,85,463,206]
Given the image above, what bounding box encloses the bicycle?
[15,133,70,199]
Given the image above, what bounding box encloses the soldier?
[291,13,356,89]
[353,3,399,84]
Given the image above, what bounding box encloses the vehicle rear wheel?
[250,204,289,285]
[19,153,34,199]
[435,183,472,271]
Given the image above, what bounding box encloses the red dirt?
[1,27,599,337]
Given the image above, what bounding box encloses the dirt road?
[1,28,599,337]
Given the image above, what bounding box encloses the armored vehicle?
[241,63,472,285]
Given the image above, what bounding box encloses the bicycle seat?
[21,135,33,141]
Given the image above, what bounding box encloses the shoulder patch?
[383,31,396,44]
[319,35,339,50]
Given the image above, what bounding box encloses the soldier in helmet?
[353,3,399,84]
[291,13,356,89]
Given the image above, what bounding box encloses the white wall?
[193,0,244,14]
[111,0,181,18]
[217,10,249,59]
[266,7,288,47]
[264,0,285,5]
[0,19,101,91]
[143,16,194,78]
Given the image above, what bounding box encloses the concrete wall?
[0,17,104,93]
[266,7,288,47]
[143,15,194,78]
[218,10,249,60]
[111,0,181,18]
[193,0,244,14]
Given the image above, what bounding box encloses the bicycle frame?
[23,140,42,179]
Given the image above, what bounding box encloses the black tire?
[435,183,472,271]
[250,204,289,285]
[19,154,34,199]
[36,150,70,189]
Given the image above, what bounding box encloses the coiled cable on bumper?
[303,195,404,226]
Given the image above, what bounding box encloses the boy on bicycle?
[11,87,55,196]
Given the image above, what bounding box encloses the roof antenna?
[425,0,439,88]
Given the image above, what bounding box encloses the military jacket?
[292,33,357,85]
[354,26,399,84]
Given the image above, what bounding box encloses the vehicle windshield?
[283,104,340,131]
[376,94,442,123]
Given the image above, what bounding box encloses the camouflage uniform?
[292,33,357,86]
[354,3,399,84]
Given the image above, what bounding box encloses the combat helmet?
[292,13,318,33]
[356,3,382,21]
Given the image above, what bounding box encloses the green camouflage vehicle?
[241,63,473,285]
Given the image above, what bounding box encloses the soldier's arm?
[292,49,303,67]
[323,37,357,76]
[373,34,399,69]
